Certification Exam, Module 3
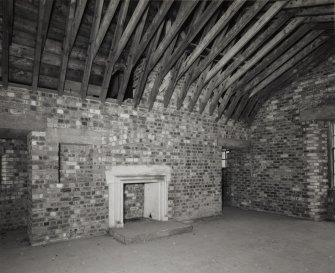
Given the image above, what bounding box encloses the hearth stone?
[109,219,193,244]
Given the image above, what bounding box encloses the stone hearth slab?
[109,219,193,244]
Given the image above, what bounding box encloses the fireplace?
[106,165,170,228]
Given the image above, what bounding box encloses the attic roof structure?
[1,0,334,123]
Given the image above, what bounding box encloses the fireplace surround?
[106,165,170,228]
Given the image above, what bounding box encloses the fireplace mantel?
[106,165,170,228]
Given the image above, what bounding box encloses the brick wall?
[0,139,28,230]
[0,83,248,244]
[227,55,335,220]
[124,184,144,220]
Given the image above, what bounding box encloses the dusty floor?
[1,207,335,273]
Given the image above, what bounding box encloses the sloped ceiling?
[0,0,334,124]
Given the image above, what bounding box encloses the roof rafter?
[1,0,13,89]
[200,14,291,115]
[249,35,329,97]
[176,12,227,110]
[58,0,88,95]
[204,1,288,87]
[243,30,324,95]
[220,35,330,121]
[133,21,165,108]
[100,0,150,102]
[212,16,305,117]
[178,0,249,84]
[32,0,54,92]
[80,0,104,98]
[160,1,223,108]
[146,1,202,109]
[117,8,149,104]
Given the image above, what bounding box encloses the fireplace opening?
[124,183,144,222]
[106,165,170,228]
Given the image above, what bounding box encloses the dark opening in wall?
[124,183,145,220]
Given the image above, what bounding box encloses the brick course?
[0,139,28,230]
[226,55,335,220]
[0,83,248,244]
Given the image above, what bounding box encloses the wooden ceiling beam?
[242,30,323,95]
[306,15,335,22]
[132,1,174,67]
[227,23,312,97]
[80,0,121,97]
[257,40,335,101]
[117,8,149,104]
[244,41,334,123]
[239,96,257,121]
[80,0,104,98]
[232,94,249,121]
[203,14,290,115]
[100,0,149,102]
[176,13,227,110]
[249,35,329,97]
[183,0,270,87]
[133,22,164,108]
[147,32,178,110]
[100,0,130,102]
[148,1,199,74]
[32,0,54,92]
[297,5,335,16]
[212,16,305,117]
[146,1,200,109]
[58,0,87,95]
[1,0,13,89]
[92,0,121,59]
[188,5,268,113]
[204,1,288,87]
[163,53,186,108]
[160,1,222,108]
[285,0,334,8]
[178,0,249,83]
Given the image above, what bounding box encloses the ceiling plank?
[201,14,290,115]
[147,32,178,110]
[177,0,248,83]
[133,22,164,108]
[154,0,221,108]
[32,0,54,92]
[249,36,329,97]
[91,0,121,59]
[80,0,104,98]
[228,23,312,97]
[100,0,150,102]
[232,94,249,120]
[176,11,227,110]
[285,0,335,8]
[58,0,87,95]
[242,30,323,95]
[99,0,130,102]
[163,53,186,108]
[132,0,174,67]
[241,39,334,123]
[211,16,305,116]
[239,96,257,121]
[185,0,272,86]
[117,7,149,104]
[204,1,288,86]
[1,0,13,89]
[148,0,199,74]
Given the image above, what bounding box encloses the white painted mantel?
[106,165,170,228]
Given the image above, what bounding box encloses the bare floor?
[1,207,335,273]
